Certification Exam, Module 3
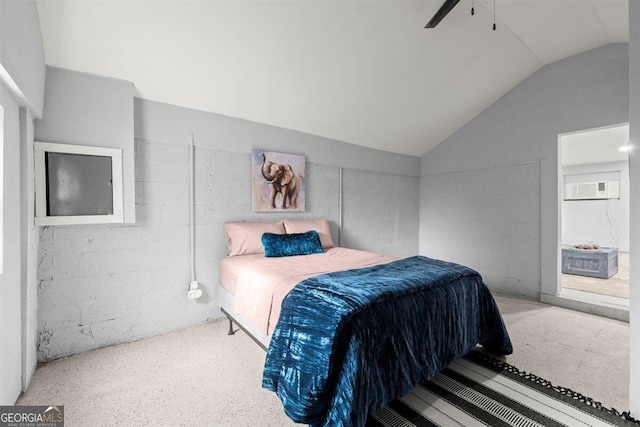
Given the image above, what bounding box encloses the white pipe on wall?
[187,132,202,298]
[189,132,196,284]
[339,166,343,247]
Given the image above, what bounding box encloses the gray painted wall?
[0,0,45,405]
[0,84,24,405]
[20,108,39,396]
[420,43,629,299]
[36,67,136,223]
[36,90,419,361]
[0,0,45,117]
[561,161,629,252]
[628,0,640,416]
[135,99,420,177]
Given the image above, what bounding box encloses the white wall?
[562,161,629,252]
[628,0,640,416]
[420,43,629,299]
[35,89,420,361]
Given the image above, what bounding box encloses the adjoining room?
[560,124,630,304]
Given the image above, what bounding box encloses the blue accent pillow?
[262,230,325,257]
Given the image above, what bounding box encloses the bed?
[218,220,512,427]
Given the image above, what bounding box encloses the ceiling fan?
[425,0,461,28]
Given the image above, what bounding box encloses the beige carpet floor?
[18,295,630,426]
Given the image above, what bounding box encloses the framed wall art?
[252,149,305,212]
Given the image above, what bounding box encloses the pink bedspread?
[226,247,395,335]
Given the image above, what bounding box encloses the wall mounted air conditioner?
[564,181,620,201]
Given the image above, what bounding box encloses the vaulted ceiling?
[36,0,628,157]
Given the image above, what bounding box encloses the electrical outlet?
[188,289,202,299]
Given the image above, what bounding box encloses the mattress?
[220,252,265,294]
[223,247,395,335]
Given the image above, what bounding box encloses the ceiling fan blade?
[425,0,461,28]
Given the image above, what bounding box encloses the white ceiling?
[561,124,629,166]
[35,0,629,157]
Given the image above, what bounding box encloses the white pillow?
[282,219,334,249]
[224,221,285,257]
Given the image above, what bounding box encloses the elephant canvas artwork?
[252,149,306,212]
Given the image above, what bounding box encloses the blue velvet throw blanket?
[262,256,512,427]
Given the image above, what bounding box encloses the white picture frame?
[34,141,124,226]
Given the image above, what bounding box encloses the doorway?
[559,124,630,301]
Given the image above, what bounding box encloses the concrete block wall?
[37,136,420,361]
[342,169,419,257]
[420,162,541,298]
[37,139,196,360]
